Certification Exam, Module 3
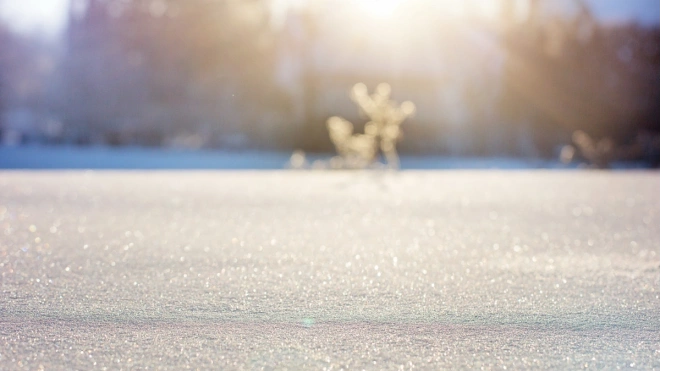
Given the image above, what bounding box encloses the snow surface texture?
[0,171,659,370]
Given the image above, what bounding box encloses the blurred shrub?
[325,83,415,169]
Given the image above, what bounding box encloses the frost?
[0,171,659,370]
[330,83,415,169]
[561,130,659,169]
[290,83,415,170]
[569,130,615,168]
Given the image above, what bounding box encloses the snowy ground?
[0,144,651,170]
[0,170,659,370]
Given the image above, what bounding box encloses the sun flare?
[354,0,406,19]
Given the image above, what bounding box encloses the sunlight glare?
[355,0,406,19]
[0,0,69,34]
[478,0,502,19]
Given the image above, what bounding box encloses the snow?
[0,169,659,370]
[0,145,291,170]
[0,145,649,170]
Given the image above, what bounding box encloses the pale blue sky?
[584,0,660,25]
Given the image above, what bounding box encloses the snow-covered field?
[0,169,659,370]
[0,144,651,170]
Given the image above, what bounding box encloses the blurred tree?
[0,20,59,144]
[497,0,659,166]
[0,22,9,139]
[59,0,285,148]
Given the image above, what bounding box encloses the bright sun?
[354,0,406,19]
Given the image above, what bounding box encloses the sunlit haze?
[354,0,407,19]
[0,0,69,35]
[0,0,660,37]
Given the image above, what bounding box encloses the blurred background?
[0,0,660,168]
